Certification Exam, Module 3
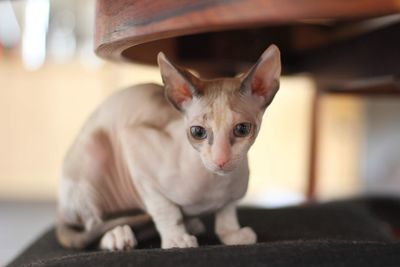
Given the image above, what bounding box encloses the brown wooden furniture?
[94,0,400,200]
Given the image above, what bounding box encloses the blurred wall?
[316,95,363,200]
[0,59,160,200]
[361,98,400,195]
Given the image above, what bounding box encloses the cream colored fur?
[58,45,281,250]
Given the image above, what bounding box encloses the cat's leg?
[120,128,198,249]
[185,218,206,235]
[215,202,257,245]
[99,225,137,251]
[139,182,198,249]
[77,183,138,251]
[59,174,104,231]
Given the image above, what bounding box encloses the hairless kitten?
[57,45,281,250]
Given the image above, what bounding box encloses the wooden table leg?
[307,89,322,202]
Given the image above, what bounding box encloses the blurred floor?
[0,201,56,266]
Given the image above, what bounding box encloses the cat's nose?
[215,159,228,169]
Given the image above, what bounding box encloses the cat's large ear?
[240,44,281,109]
[158,52,203,111]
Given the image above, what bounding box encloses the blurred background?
[0,0,399,265]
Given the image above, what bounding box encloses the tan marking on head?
[198,79,242,129]
[182,77,267,174]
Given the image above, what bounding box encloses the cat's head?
[158,45,281,175]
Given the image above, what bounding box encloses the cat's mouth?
[203,161,236,176]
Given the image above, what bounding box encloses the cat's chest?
[159,163,247,215]
[180,180,234,215]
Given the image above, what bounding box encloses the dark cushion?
[8,199,400,267]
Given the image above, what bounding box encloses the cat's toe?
[162,233,198,249]
[121,225,137,249]
[100,225,137,251]
[219,226,257,245]
[179,233,198,248]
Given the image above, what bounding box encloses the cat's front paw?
[99,225,137,251]
[219,226,257,245]
[162,233,198,249]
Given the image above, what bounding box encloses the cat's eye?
[190,126,207,140]
[233,123,252,137]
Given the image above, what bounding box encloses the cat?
[56,44,281,251]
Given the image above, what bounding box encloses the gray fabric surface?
[8,199,400,267]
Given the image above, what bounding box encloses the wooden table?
[94,0,400,200]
